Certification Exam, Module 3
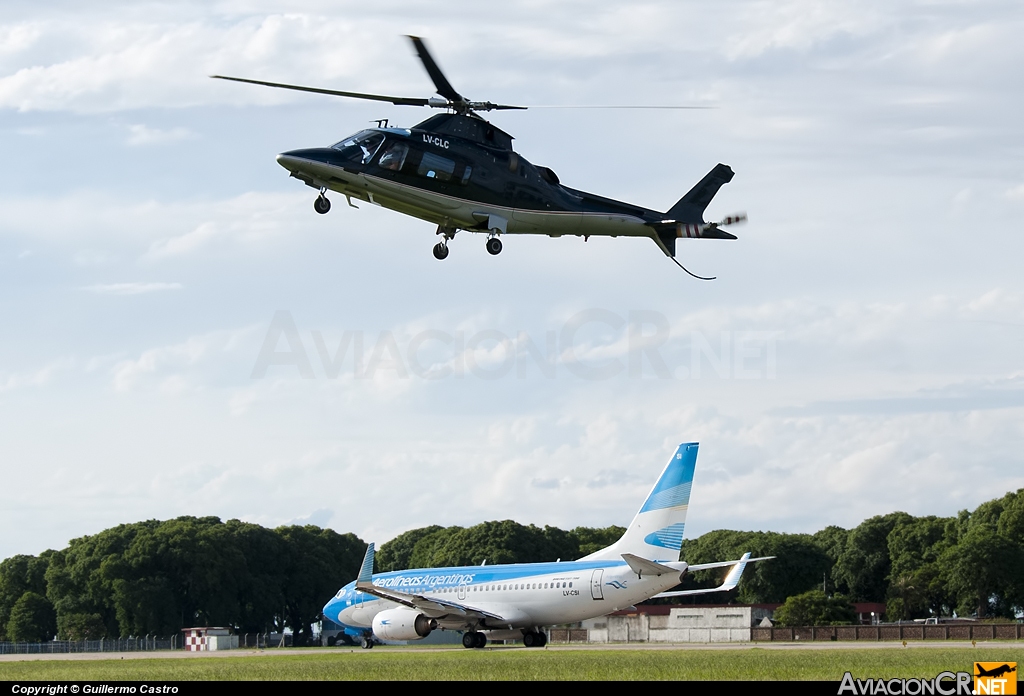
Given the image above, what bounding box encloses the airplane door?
[458,584,467,601]
[591,569,604,600]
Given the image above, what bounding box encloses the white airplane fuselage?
[324,558,687,634]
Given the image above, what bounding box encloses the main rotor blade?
[210,75,429,107]
[480,103,528,111]
[406,36,463,103]
[529,105,715,109]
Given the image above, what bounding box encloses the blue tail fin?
[579,443,698,563]
[357,543,375,584]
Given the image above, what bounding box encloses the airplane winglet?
[621,553,683,579]
[356,543,375,585]
[653,551,774,598]
[719,551,752,591]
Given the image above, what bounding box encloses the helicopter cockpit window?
[378,142,409,172]
[330,131,385,164]
[416,152,455,181]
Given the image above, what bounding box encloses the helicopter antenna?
[372,119,389,128]
[669,256,715,281]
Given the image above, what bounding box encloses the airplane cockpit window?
[331,131,385,163]
[378,142,409,172]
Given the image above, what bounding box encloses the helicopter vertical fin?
[666,164,735,222]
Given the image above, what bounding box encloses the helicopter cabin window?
[378,142,409,172]
[460,165,472,185]
[417,152,455,181]
[330,131,385,164]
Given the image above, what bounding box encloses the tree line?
[2,487,1021,642]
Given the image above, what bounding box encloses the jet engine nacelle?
[371,608,436,641]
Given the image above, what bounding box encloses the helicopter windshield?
[331,131,385,164]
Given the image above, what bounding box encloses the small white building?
[583,606,752,643]
[182,627,239,651]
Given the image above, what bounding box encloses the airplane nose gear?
[486,237,503,256]
[314,193,331,215]
[432,242,449,260]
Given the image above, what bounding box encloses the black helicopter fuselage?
[275,113,735,257]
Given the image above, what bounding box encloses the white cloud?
[83,282,182,295]
[0,358,75,393]
[126,124,194,146]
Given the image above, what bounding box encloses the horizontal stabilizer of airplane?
[653,552,774,598]
[621,553,684,579]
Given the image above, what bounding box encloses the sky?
[2,0,1023,561]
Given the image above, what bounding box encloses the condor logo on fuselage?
[422,134,450,149]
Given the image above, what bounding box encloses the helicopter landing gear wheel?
[314,194,331,215]
[486,237,502,255]
[432,242,449,260]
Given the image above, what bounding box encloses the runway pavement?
[0,640,1002,663]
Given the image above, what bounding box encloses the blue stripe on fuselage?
[367,559,626,590]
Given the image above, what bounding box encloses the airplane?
[321,442,773,649]
[975,664,1017,679]
[212,36,746,279]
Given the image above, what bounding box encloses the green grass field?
[2,645,1023,681]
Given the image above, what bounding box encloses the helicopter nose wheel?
[485,237,502,256]
[432,242,449,260]
[314,194,331,215]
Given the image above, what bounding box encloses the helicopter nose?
[276,151,306,173]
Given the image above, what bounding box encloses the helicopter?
[213,36,746,278]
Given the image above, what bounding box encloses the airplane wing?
[653,552,775,598]
[353,543,508,623]
[355,580,508,622]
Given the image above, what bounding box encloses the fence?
[1,633,288,654]
[752,623,1024,642]
[0,636,175,655]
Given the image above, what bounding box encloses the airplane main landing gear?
[360,635,374,649]
[462,631,487,649]
[432,242,449,260]
[486,236,503,255]
[314,193,331,215]
[522,631,547,647]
